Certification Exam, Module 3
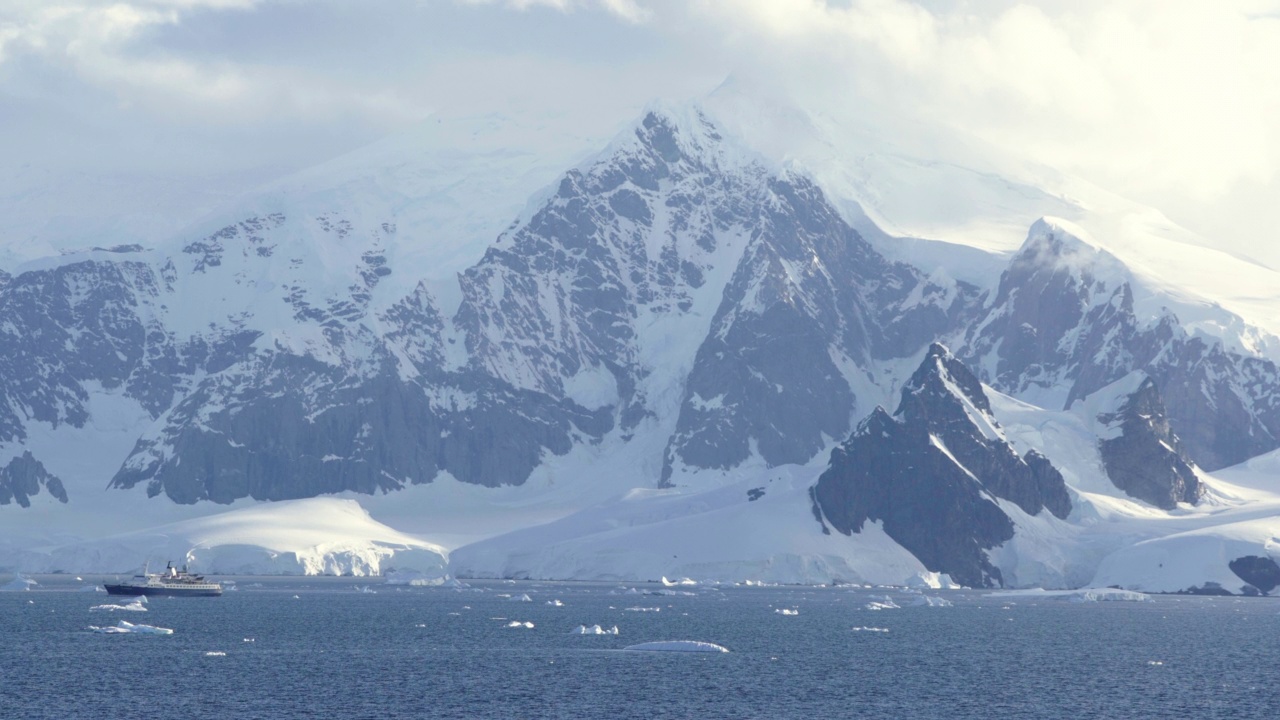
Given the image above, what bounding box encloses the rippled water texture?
[3,577,1278,719]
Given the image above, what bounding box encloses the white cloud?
[1,0,1277,263]
[460,0,651,23]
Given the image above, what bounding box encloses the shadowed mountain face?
[1097,376,1201,510]
[813,344,1071,588]
[0,108,1275,513]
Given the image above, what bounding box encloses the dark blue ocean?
[3,577,1278,719]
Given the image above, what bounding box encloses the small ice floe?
[506,621,535,629]
[204,651,227,657]
[774,608,799,616]
[353,585,377,594]
[624,641,728,653]
[624,607,661,612]
[546,599,564,607]
[243,638,255,642]
[863,596,900,611]
[510,594,533,602]
[851,627,890,633]
[292,595,301,599]
[89,599,148,613]
[441,578,470,589]
[1147,661,1164,666]
[89,620,173,635]
[77,585,107,593]
[651,589,697,597]
[1,573,37,592]
[570,625,619,635]
[909,595,953,608]
[609,587,642,596]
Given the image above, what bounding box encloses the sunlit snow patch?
[624,641,729,653]
[89,621,173,635]
[570,624,619,635]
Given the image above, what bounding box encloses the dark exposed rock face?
[660,175,979,484]
[0,452,66,507]
[1097,376,1201,509]
[1228,556,1280,595]
[962,219,1280,471]
[812,344,1071,588]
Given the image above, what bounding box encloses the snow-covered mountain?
[2,90,1279,594]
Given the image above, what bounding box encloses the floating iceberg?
[909,595,953,608]
[546,599,564,607]
[204,651,227,657]
[1,573,37,592]
[660,577,698,587]
[570,624,619,635]
[89,599,148,612]
[624,641,729,653]
[383,569,450,586]
[851,627,890,633]
[353,585,377,594]
[510,593,533,602]
[506,621,535,629]
[774,608,799,616]
[624,607,660,612]
[864,596,900,611]
[89,620,173,635]
[78,585,107,593]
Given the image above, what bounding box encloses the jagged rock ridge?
[812,344,1071,588]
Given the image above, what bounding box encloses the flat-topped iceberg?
[89,620,173,635]
[624,641,729,653]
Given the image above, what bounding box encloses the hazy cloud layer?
[1,0,1276,260]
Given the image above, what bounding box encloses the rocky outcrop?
[1097,376,1201,509]
[0,452,66,507]
[812,344,1071,588]
[1228,555,1280,595]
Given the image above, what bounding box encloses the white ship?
[104,562,223,597]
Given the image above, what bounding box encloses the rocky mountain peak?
[812,346,1072,588]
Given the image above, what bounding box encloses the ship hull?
[104,584,222,597]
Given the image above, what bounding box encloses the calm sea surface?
[2,576,1278,719]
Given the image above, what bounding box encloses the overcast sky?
[2,0,1278,263]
